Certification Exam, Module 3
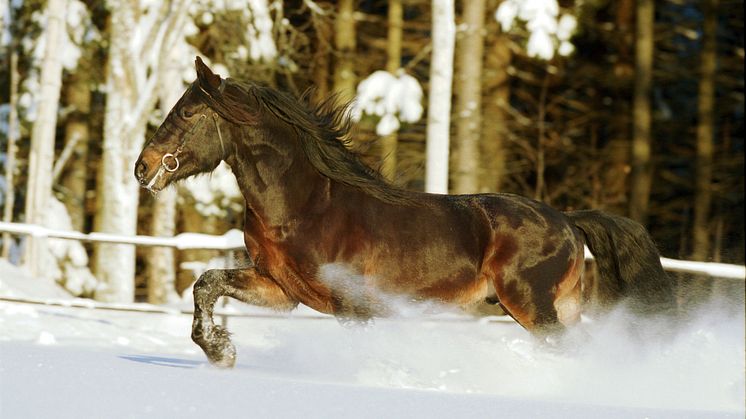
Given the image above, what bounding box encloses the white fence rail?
[1,221,744,280]
[0,221,245,250]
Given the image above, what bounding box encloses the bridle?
[146,103,227,191]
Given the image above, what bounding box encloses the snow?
[1,0,9,47]
[527,29,555,61]
[246,0,276,62]
[0,261,743,418]
[15,0,94,122]
[190,0,277,63]
[556,14,578,41]
[43,197,97,296]
[495,0,578,60]
[495,0,519,32]
[180,162,243,217]
[352,70,424,136]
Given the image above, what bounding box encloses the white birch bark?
[24,0,68,276]
[425,0,455,194]
[93,0,189,302]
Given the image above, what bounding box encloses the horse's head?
[135,57,229,192]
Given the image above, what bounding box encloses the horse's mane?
[200,78,416,205]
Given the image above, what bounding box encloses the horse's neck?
[226,128,328,227]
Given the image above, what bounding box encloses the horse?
[135,57,677,368]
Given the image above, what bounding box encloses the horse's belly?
[315,261,488,317]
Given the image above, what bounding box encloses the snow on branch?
[351,70,424,136]
[496,0,577,60]
[180,162,243,218]
[189,0,277,62]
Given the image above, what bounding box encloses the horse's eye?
[181,109,194,118]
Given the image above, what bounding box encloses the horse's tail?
[565,209,677,317]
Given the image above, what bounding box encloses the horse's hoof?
[194,325,237,368]
[207,341,236,368]
[210,353,236,368]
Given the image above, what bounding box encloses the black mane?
[200,78,416,205]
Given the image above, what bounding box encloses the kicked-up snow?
[0,270,743,418]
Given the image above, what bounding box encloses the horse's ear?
[195,56,222,95]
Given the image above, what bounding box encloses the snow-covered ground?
[0,263,744,418]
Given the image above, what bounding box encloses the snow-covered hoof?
[193,325,236,368]
[207,341,236,369]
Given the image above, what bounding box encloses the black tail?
[566,210,677,317]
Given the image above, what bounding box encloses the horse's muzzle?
[135,161,148,185]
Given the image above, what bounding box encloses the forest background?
[0,0,743,304]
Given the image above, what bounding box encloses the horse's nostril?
[136,161,148,181]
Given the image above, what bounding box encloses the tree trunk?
[452,0,485,194]
[146,189,179,303]
[333,0,357,102]
[601,0,635,213]
[380,0,403,181]
[692,0,718,261]
[59,72,91,232]
[535,74,550,201]
[479,26,510,194]
[629,0,654,224]
[24,0,68,276]
[2,48,20,258]
[145,54,182,305]
[425,0,456,194]
[93,0,189,302]
[311,12,332,103]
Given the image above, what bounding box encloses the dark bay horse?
[135,57,676,368]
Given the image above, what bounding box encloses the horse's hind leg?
[493,250,584,340]
[191,268,297,368]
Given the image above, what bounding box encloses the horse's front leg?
[191,267,297,368]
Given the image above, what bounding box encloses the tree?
[93,0,189,302]
[145,49,184,305]
[24,0,68,276]
[479,1,510,194]
[453,0,486,194]
[333,0,356,102]
[692,0,718,261]
[379,0,403,181]
[309,4,332,103]
[2,35,19,258]
[425,0,455,194]
[59,69,91,231]
[629,0,654,224]
[600,0,635,214]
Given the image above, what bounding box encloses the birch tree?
[93,0,189,302]
[425,0,455,194]
[24,0,68,276]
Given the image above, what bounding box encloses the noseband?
[146,111,226,190]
